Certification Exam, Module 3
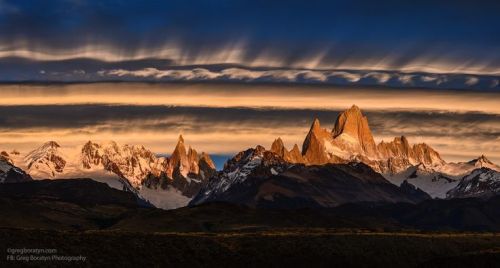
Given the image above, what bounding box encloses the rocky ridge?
[6,136,216,201]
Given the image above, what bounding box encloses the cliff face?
[274,105,445,175]
[332,105,378,158]
[271,138,304,164]
[302,118,337,165]
[142,135,217,197]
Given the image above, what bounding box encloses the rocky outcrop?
[168,135,190,177]
[302,119,338,164]
[271,138,304,163]
[288,144,304,163]
[332,105,377,158]
[377,136,445,173]
[141,135,216,197]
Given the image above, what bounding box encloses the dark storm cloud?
[0,104,498,141]
[0,0,499,76]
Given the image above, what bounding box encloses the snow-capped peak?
[24,141,67,177]
[468,155,500,171]
[447,168,500,199]
[80,140,160,187]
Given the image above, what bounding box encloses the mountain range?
[1,105,499,209]
[1,136,215,209]
[192,105,500,207]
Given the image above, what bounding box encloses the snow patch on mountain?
[447,168,500,199]
[139,186,191,209]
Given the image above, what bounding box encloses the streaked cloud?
[0,0,498,81]
[0,102,498,164]
[94,67,500,91]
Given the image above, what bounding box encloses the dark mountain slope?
[0,179,142,207]
[191,146,430,208]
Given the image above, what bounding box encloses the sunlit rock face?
[332,105,378,158]
[199,104,499,201]
[302,118,340,165]
[7,136,216,204]
[271,138,304,164]
[298,105,445,175]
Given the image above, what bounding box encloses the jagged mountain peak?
[173,135,188,155]
[411,143,445,166]
[288,144,304,163]
[24,141,66,177]
[272,137,284,146]
[82,140,99,149]
[297,105,448,174]
[332,105,377,157]
[447,167,500,199]
[166,135,217,182]
[271,138,304,163]
[393,136,410,144]
[302,118,332,159]
[468,155,500,171]
[470,155,493,165]
[271,137,286,153]
[200,152,216,169]
[178,134,185,144]
[332,105,366,137]
[42,141,61,149]
[171,136,188,164]
[26,141,63,157]
[311,118,321,130]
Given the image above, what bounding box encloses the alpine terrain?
[3,136,215,209]
[191,105,500,207]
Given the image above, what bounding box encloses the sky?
[0,0,499,87]
[0,1,498,166]
[0,83,498,166]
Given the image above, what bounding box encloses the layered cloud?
[0,0,499,81]
[2,83,499,114]
[0,104,498,164]
[0,83,499,164]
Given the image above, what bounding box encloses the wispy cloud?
[92,67,500,91]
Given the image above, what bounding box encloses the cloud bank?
[0,83,498,164]
[0,104,498,164]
